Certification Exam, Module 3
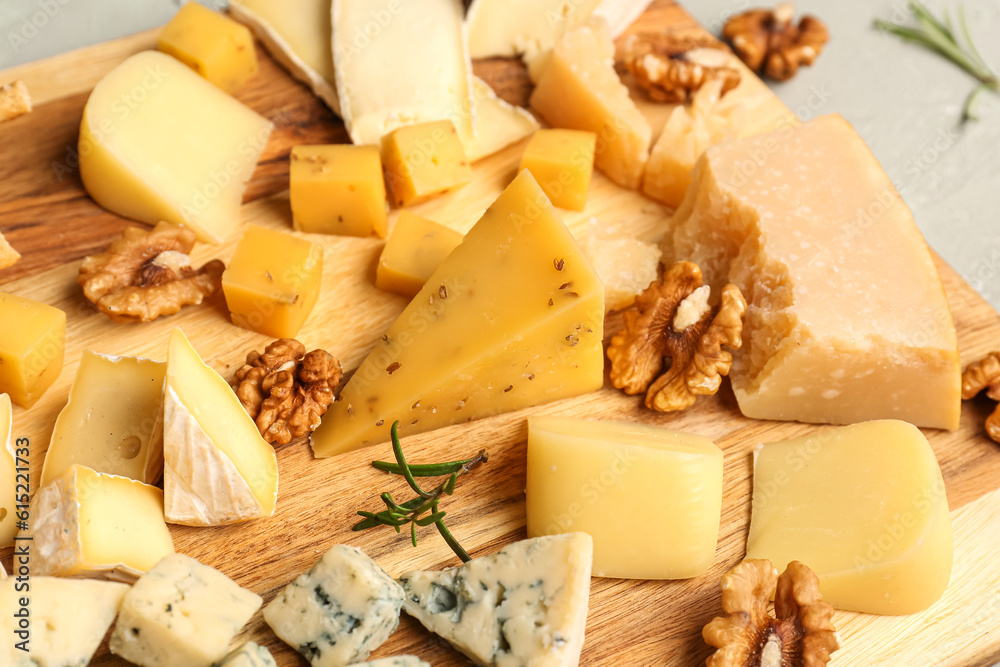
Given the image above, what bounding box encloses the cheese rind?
[263,545,405,667]
[527,417,722,579]
[216,642,278,667]
[157,2,258,92]
[110,553,262,667]
[467,77,539,162]
[42,351,166,486]
[0,291,66,409]
[746,420,953,614]
[311,169,604,457]
[375,212,464,298]
[79,51,272,244]
[666,114,961,429]
[400,533,593,667]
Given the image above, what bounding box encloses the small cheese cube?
[382,120,472,207]
[0,291,66,408]
[157,2,258,93]
[519,129,596,210]
[222,225,323,338]
[217,642,278,667]
[746,420,953,614]
[375,212,464,298]
[264,545,405,667]
[111,553,263,667]
[290,145,388,237]
[26,464,174,581]
[526,416,723,579]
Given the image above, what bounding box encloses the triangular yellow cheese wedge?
[311,169,604,458]
[163,329,278,525]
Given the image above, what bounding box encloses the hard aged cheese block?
[332,0,473,147]
[216,642,278,667]
[311,170,604,457]
[467,77,540,162]
[79,51,273,244]
[347,659,430,667]
[746,420,953,614]
[526,417,723,579]
[666,114,961,429]
[25,464,174,581]
[110,553,262,667]
[375,211,464,298]
[530,19,651,190]
[229,0,340,114]
[41,350,166,486]
[520,129,596,211]
[0,395,17,547]
[382,120,472,207]
[157,2,258,92]
[400,533,593,667]
[290,144,388,237]
[0,576,129,667]
[164,328,278,525]
[264,544,405,667]
[582,221,660,312]
[222,225,324,337]
[0,291,66,408]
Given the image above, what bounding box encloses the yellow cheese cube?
[747,420,953,614]
[222,225,323,338]
[157,2,259,93]
[526,416,723,579]
[290,145,388,238]
[519,129,596,211]
[375,212,464,298]
[382,120,472,207]
[0,394,16,548]
[0,291,66,408]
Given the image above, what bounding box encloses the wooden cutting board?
[2,2,999,665]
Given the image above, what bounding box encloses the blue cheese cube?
[215,641,278,667]
[110,553,262,667]
[263,544,405,667]
[347,658,431,667]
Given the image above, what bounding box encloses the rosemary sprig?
[875,1,999,121]
[352,421,488,562]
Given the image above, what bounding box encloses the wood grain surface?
[1,2,999,666]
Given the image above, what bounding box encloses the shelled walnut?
[232,338,342,445]
[961,352,1000,443]
[703,559,840,667]
[78,222,224,323]
[623,33,741,103]
[722,3,829,81]
[607,261,746,412]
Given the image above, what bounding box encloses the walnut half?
[703,559,840,667]
[232,338,342,445]
[623,33,741,104]
[722,3,829,81]
[961,351,1000,443]
[78,222,224,323]
[607,261,746,412]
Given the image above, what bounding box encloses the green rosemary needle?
[352,420,488,562]
[875,1,999,121]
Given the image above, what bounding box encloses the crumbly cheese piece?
[310,169,605,457]
[110,553,262,667]
[592,0,652,37]
[216,642,278,667]
[26,464,174,581]
[0,80,32,123]
[666,114,961,429]
[79,51,272,243]
[347,658,430,667]
[332,0,473,147]
[163,328,278,525]
[0,291,66,409]
[467,77,539,162]
[0,394,16,547]
[264,545,405,667]
[400,533,593,667]
[0,230,20,270]
[0,576,129,667]
[747,420,953,614]
[583,220,661,312]
[230,0,340,114]
[530,19,652,190]
[41,351,166,486]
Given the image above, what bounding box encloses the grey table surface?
[1,0,998,316]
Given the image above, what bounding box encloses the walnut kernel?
[623,33,741,103]
[607,261,746,412]
[961,351,1000,443]
[722,3,829,81]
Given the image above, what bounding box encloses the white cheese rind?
[217,642,279,667]
[264,544,406,667]
[467,77,539,162]
[400,533,593,667]
[110,553,262,667]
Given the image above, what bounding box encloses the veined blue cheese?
[109,553,262,667]
[216,642,278,667]
[263,545,405,667]
[399,533,593,667]
[347,658,431,667]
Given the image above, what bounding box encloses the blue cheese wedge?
[399,533,594,667]
[263,545,406,667]
[216,642,278,667]
[347,658,431,667]
[110,553,262,667]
